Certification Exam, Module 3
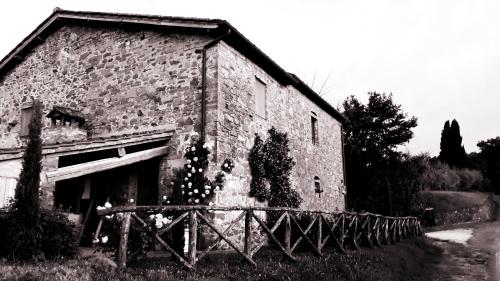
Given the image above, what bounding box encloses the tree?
[438,119,466,167]
[11,100,44,259]
[342,92,417,215]
[477,137,500,192]
[438,121,450,164]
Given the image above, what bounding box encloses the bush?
[0,210,78,261]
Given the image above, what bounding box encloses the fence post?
[244,209,253,258]
[317,213,322,253]
[188,210,198,266]
[118,212,131,269]
[285,212,292,255]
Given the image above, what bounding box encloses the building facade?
[0,9,346,242]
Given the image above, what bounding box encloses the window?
[254,78,266,118]
[314,176,323,198]
[311,111,318,145]
[20,103,34,137]
[0,177,17,208]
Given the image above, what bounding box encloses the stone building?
[0,9,346,243]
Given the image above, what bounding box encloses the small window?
[254,78,266,118]
[311,112,318,145]
[20,103,34,137]
[314,176,323,198]
[0,177,17,208]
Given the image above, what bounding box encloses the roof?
[0,8,346,124]
[46,106,85,122]
[0,129,174,161]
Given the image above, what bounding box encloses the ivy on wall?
[249,127,302,208]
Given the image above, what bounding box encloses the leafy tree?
[477,137,500,192]
[342,92,417,215]
[438,119,466,167]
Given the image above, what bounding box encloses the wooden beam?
[45,146,168,183]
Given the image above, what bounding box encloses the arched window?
[314,176,323,197]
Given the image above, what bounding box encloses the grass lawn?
[0,237,447,281]
[418,190,490,212]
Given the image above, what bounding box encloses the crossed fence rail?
[97,205,422,269]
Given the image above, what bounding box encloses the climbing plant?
[170,133,234,205]
[249,127,302,208]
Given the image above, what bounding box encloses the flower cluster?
[96,202,114,219]
[93,235,109,245]
[221,159,235,173]
[148,213,173,229]
[173,133,234,205]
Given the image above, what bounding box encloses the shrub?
[0,210,78,260]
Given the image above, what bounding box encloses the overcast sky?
[1,0,499,155]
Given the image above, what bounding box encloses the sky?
[1,0,499,155]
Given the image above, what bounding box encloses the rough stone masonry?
[0,11,346,246]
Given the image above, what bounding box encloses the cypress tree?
[438,120,450,164]
[439,119,466,167]
[11,99,44,259]
[449,119,466,167]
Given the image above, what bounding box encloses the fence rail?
[97,205,422,269]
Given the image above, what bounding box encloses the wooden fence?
[97,206,422,269]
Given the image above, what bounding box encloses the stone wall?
[0,24,220,207]
[433,195,496,225]
[213,42,345,213]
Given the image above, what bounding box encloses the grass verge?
[0,237,444,281]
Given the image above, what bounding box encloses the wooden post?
[244,209,252,258]
[188,210,198,266]
[317,214,322,253]
[285,212,291,254]
[118,212,131,269]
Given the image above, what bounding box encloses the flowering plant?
[173,133,234,205]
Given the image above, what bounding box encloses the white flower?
[224,163,228,168]
[101,236,109,244]
[188,192,193,195]
[162,217,171,225]
[104,202,112,208]
[184,177,188,181]
[93,238,100,244]
[204,185,210,189]
[187,160,191,164]
[155,213,163,219]
[202,143,208,148]
[166,200,170,204]
[188,198,192,203]
[195,199,199,204]
[129,198,134,203]
[162,195,167,200]
[188,182,192,187]
[191,167,196,173]
[181,184,185,188]
[201,194,206,198]
[187,164,192,169]
[209,202,214,206]
[149,214,155,220]
[155,222,163,229]
[193,157,198,162]
[105,215,114,219]
[170,181,175,185]
[96,206,105,211]
[194,189,199,194]
[205,190,210,194]
[187,173,192,177]
[182,191,185,194]
[215,186,221,190]
[191,146,196,151]
[198,168,203,172]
